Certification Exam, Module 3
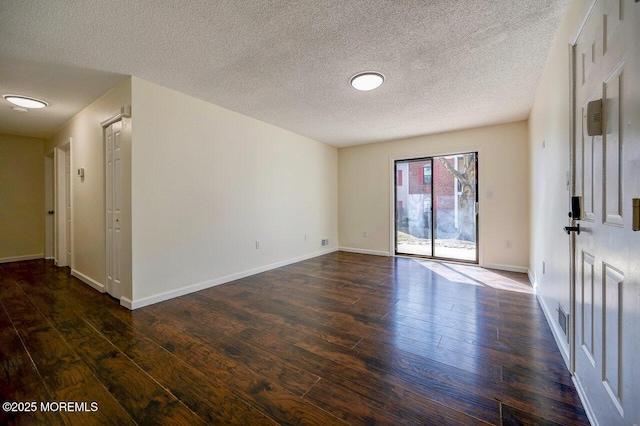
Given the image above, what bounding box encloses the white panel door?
[55,144,70,268]
[44,155,54,259]
[105,121,122,299]
[65,148,71,266]
[572,1,640,424]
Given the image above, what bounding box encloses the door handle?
[48,210,54,215]
[564,224,580,235]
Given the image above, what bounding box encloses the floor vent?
[557,303,568,341]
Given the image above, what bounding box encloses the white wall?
[0,134,45,262]
[528,0,586,363]
[130,77,338,305]
[338,121,530,270]
[46,78,132,299]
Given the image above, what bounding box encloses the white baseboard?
[483,263,529,274]
[0,253,44,264]
[120,297,133,310]
[528,269,535,287]
[71,269,105,293]
[572,374,599,426]
[338,247,391,257]
[530,272,596,425]
[126,247,339,310]
[536,291,571,370]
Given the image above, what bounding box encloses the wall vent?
[557,303,568,341]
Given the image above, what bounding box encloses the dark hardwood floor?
[0,252,588,425]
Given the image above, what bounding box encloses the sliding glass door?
[394,152,477,263]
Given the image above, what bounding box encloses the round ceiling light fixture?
[3,94,48,109]
[350,72,385,91]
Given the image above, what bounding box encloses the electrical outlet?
[304,234,308,241]
[542,139,546,149]
[543,261,546,274]
[363,231,368,237]
[255,241,260,249]
[505,240,512,249]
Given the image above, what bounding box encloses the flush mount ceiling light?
[3,94,48,109]
[350,72,385,91]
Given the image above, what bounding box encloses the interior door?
[55,144,70,267]
[105,121,122,298]
[44,154,54,259]
[65,148,71,266]
[572,1,639,424]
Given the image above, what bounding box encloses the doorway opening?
[394,152,478,263]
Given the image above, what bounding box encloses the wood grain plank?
[0,254,589,426]
[0,292,135,424]
[116,305,346,425]
[0,301,65,426]
[18,290,204,426]
[80,310,277,425]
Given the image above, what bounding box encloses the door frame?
[389,148,482,265]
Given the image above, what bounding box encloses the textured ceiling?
[0,0,567,147]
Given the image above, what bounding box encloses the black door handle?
[564,224,580,235]
[48,210,54,215]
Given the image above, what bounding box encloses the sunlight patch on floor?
[412,259,533,294]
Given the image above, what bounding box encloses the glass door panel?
[395,159,432,257]
[432,153,477,261]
